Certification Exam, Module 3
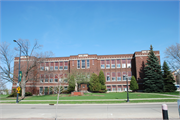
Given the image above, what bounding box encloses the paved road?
[0,103,179,119]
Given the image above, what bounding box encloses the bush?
[25,92,32,96]
[99,90,107,93]
[101,85,106,90]
[61,90,70,94]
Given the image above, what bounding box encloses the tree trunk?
[21,76,26,98]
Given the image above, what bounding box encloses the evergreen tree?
[162,61,177,92]
[98,70,106,90]
[143,45,164,92]
[68,75,75,92]
[89,73,101,92]
[130,76,139,92]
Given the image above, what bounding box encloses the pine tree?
[143,45,164,92]
[130,76,139,92]
[89,73,101,92]
[98,70,106,90]
[162,61,177,92]
[68,75,75,92]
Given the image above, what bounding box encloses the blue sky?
[1,1,179,88]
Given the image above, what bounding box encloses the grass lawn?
[159,91,180,95]
[1,92,178,101]
[1,99,178,104]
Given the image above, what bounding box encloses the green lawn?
[1,92,177,101]
[159,91,180,95]
[1,99,178,104]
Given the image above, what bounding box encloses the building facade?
[12,50,160,95]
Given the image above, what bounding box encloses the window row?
[106,72,132,81]
[40,61,68,71]
[77,60,90,69]
[39,86,68,95]
[100,59,131,69]
[40,74,68,83]
[106,85,130,91]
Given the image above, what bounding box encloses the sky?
[0,0,179,89]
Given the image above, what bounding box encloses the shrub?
[25,92,32,96]
[99,90,107,93]
[101,85,106,90]
[61,90,70,94]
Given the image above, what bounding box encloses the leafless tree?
[164,43,180,71]
[0,39,53,98]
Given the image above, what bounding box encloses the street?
[0,103,179,119]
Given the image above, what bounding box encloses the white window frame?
[117,64,120,68]
[127,64,131,68]
[50,66,53,71]
[122,64,126,68]
[40,79,43,83]
[107,86,111,91]
[77,60,80,69]
[55,78,58,82]
[64,66,68,70]
[111,60,115,68]
[117,87,121,91]
[50,78,53,82]
[87,60,90,68]
[64,78,68,83]
[112,86,116,91]
[112,73,116,81]
[82,60,85,69]
[107,73,110,82]
[45,78,48,83]
[45,67,49,71]
[117,77,121,81]
[64,86,68,90]
[55,66,58,70]
[106,60,110,69]
[40,66,44,71]
[101,64,105,69]
[59,62,63,70]
[39,87,43,95]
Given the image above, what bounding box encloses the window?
[59,62,63,70]
[123,72,127,81]
[107,72,110,81]
[92,59,94,65]
[55,62,58,70]
[59,74,63,82]
[55,74,58,82]
[106,86,111,91]
[64,74,68,83]
[128,71,132,80]
[64,86,68,90]
[117,59,121,68]
[112,72,116,81]
[45,87,48,95]
[117,85,121,91]
[111,59,115,68]
[45,62,49,71]
[40,74,44,83]
[82,60,85,68]
[87,60,90,68]
[117,72,121,81]
[77,60,80,69]
[127,59,131,68]
[64,61,68,70]
[49,86,53,94]
[40,87,43,95]
[50,62,54,71]
[40,63,44,71]
[123,85,127,91]
[106,60,110,68]
[101,60,105,69]
[122,59,126,68]
[72,60,74,66]
[112,85,116,91]
[50,74,53,82]
[45,74,49,82]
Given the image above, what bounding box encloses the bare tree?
[0,39,53,98]
[164,43,180,71]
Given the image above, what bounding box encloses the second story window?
[117,59,121,68]
[123,72,127,81]
[45,74,49,82]
[40,74,44,83]
[50,62,54,71]
[112,72,116,81]
[59,62,63,70]
[45,62,49,71]
[111,59,115,68]
[64,61,68,70]
[55,74,58,82]
[77,60,80,69]
[122,59,126,68]
[106,60,110,68]
[101,60,105,69]
[82,60,85,68]
[117,72,121,81]
[50,74,53,82]
[107,72,110,81]
[128,71,132,80]
[55,62,58,70]
[127,59,131,68]
[40,63,44,71]
[87,60,90,68]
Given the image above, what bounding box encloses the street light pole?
[126,74,129,102]
[13,40,21,103]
